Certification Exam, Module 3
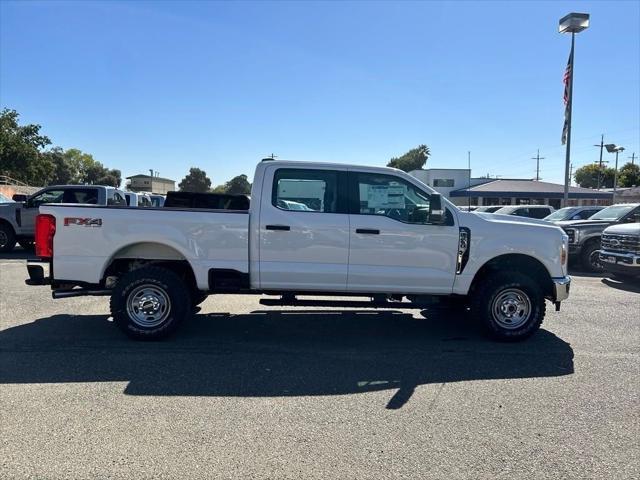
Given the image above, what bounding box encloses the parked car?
[558,203,640,272]
[149,194,165,208]
[543,206,604,223]
[27,160,570,342]
[598,223,640,279]
[124,191,153,207]
[493,205,555,219]
[164,191,250,210]
[0,185,126,252]
[474,206,502,213]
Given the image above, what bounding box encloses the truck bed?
[41,204,249,290]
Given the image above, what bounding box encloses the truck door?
[347,171,458,294]
[258,166,350,290]
[20,188,66,236]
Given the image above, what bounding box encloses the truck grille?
[601,233,640,254]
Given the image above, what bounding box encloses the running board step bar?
[259,298,418,309]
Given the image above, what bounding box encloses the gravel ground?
[1,251,639,479]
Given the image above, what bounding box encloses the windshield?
[0,193,14,203]
[494,206,516,214]
[589,205,635,221]
[544,207,575,221]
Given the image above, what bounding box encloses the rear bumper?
[552,276,571,302]
[25,260,50,286]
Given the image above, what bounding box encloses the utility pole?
[594,134,605,190]
[531,149,545,181]
[630,152,637,165]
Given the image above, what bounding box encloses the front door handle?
[266,225,290,231]
[356,228,380,235]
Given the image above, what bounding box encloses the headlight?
[565,228,578,244]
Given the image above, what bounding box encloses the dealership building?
[410,168,613,209]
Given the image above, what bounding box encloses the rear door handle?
[356,228,380,235]
[266,225,291,231]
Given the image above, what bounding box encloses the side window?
[272,169,339,213]
[63,189,98,204]
[530,208,549,219]
[514,208,529,217]
[353,173,432,224]
[139,196,152,207]
[27,189,65,208]
[108,192,125,206]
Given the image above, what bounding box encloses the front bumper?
[25,260,50,286]
[552,276,571,302]
[598,250,640,271]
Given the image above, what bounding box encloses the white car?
[124,191,153,207]
[26,160,570,341]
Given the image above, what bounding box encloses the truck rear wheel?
[0,223,16,253]
[110,266,191,340]
[471,271,545,341]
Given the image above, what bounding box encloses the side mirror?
[429,193,445,225]
[12,194,27,202]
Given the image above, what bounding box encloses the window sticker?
[366,185,406,209]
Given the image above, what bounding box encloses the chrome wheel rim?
[126,284,171,328]
[0,230,7,248]
[491,288,531,329]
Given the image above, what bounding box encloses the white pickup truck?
[26,160,570,341]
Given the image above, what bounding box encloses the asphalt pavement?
[1,250,638,479]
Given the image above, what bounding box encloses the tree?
[178,167,212,192]
[213,174,251,195]
[574,164,615,189]
[63,148,97,184]
[618,162,640,187]
[43,147,73,184]
[387,144,430,172]
[0,108,52,184]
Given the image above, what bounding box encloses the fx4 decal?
[64,217,103,227]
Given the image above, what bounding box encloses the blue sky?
[1,0,638,187]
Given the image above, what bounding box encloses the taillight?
[35,214,56,259]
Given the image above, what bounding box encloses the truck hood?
[603,223,640,235]
[474,212,555,228]
[555,219,613,228]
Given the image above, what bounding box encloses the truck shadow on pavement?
[0,308,574,409]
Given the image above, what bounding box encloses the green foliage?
[212,174,252,195]
[387,145,430,172]
[618,162,640,187]
[178,167,212,192]
[574,164,615,189]
[0,108,52,184]
[0,108,121,187]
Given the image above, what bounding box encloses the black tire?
[18,239,35,251]
[110,266,191,340]
[471,271,545,341]
[581,240,603,273]
[0,223,17,253]
[191,291,208,308]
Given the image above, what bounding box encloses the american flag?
[561,44,574,145]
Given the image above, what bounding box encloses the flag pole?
[563,32,575,208]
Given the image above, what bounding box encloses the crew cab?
[0,185,126,252]
[26,161,571,341]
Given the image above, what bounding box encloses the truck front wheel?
[471,272,545,341]
[110,266,191,340]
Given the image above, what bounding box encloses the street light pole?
[559,12,589,207]
[605,144,625,201]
